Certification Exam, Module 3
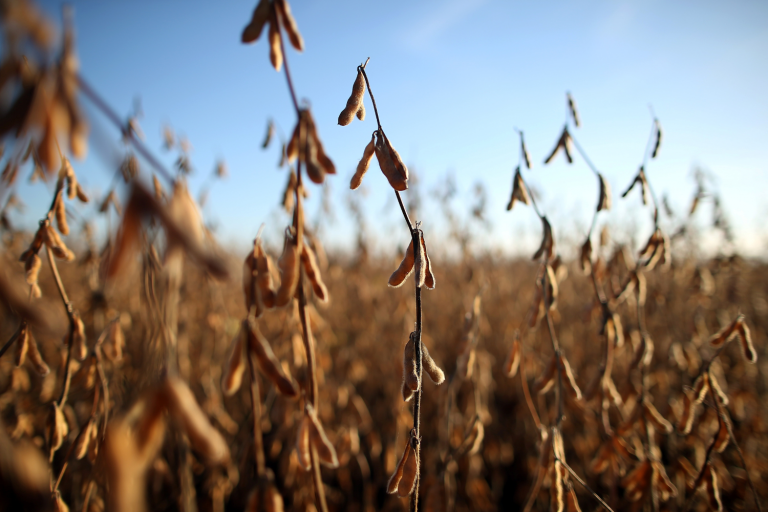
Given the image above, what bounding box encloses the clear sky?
[12,0,768,259]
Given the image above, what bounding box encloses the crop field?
[0,1,766,511]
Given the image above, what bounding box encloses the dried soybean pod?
[643,399,673,434]
[388,238,415,288]
[544,131,563,164]
[678,393,695,434]
[301,243,328,302]
[521,131,532,169]
[54,190,69,235]
[338,69,366,126]
[387,440,411,494]
[507,166,530,210]
[374,132,407,191]
[651,118,662,159]
[580,237,592,275]
[421,341,445,385]
[75,419,95,460]
[420,234,436,289]
[567,92,580,127]
[356,104,365,121]
[27,331,50,375]
[281,170,297,211]
[533,354,558,395]
[164,377,230,464]
[13,324,28,367]
[560,355,582,400]
[532,216,554,261]
[402,333,419,394]
[397,438,418,497]
[222,326,247,396]
[737,321,756,363]
[383,134,408,181]
[414,232,426,289]
[242,0,271,43]
[267,13,283,72]
[305,110,335,175]
[708,373,729,405]
[713,415,731,453]
[597,173,611,212]
[286,122,300,163]
[708,316,740,347]
[275,228,300,307]
[295,413,312,471]
[504,338,521,377]
[562,129,574,163]
[256,242,276,308]
[306,403,339,468]
[702,463,722,512]
[275,0,303,51]
[350,134,375,190]
[49,402,69,460]
[72,312,88,361]
[247,318,298,397]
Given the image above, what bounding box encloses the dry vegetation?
[0,1,766,511]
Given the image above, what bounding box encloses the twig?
[556,456,615,512]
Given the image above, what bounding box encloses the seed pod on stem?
[221,325,247,396]
[387,432,419,497]
[338,69,366,126]
[402,333,419,400]
[241,0,271,43]
[567,92,580,127]
[275,228,300,307]
[651,118,662,159]
[350,133,375,190]
[305,403,339,468]
[580,237,592,275]
[506,166,530,210]
[597,173,611,212]
[532,216,554,261]
[275,0,303,51]
[421,340,444,385]
[374,131,407,191]
[246,318,298,397]
[301,243,328,302]
[295,413,312,471]
[504,337,521,378]
[520,131,532,169]
[267,12,283,72]
[388,238,415,288]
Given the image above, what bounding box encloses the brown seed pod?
[520,131,532,169]
[54,190,69,235]
[413,232,427,289]
[456,346,476,381]
[350,134,375,190]
[421,341,445,385]
[533,354,558,395]
[504,338,521,377]
[163,377,230,464]
[267,13,283,72]
[24,253,42,287]
[356,104,365,121]
[651,118,662,159]
[247,318,298,397]
[713,415,731,453]
[622,460,651,501]
[221,325,247,396]
[388,238,415,288]
[643,399,673,434]
[281,170,297,211]
[304,109,335,176]
[295,413,312,471]
[532,216,554,261]
[708,315,741,347]
[465,417,485,456]
[678,393,695,434]
[75,419,96,460]
[275,228,300,307]
[49,402,69,460]
[562,128,574,163]
[552,460,565,512]
[305,403,339,468]
[26,331,50,376]
[72,312,88,362]
[43,224,75,261]
[597,173,611,212]
[103,319,125,362]
[421,233,436,289]
[652,461,677,502]
[389,434,419,497]
[242,0,271,43]
[301,243,328,302]
[737,321,756,363]
[579,237,592,275]
[567,93,580,127]
[402,333,419,397]
[338,69,366,126]
[702,463,722,511]
[708,373,729,406]
[560,355,582,400]
[14,323,29,367]
[256,243,277,310]
[374,131,407,191]
[506,166,530,210]
[384,134,408,181]
[275,0,303,51]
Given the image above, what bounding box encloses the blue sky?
[12,0,768,258]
